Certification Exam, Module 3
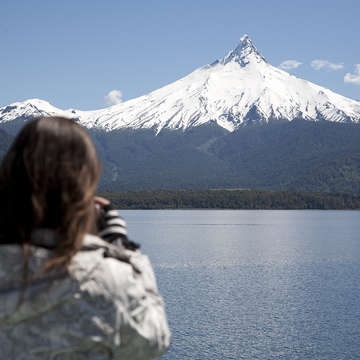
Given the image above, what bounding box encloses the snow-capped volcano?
[1,35,360,133]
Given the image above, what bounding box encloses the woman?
[0,116,170,359]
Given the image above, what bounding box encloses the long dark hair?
[0,116,101,272]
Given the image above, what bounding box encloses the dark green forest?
[1,119,360,195]
[99,189,360,210]
[92,120,360,194]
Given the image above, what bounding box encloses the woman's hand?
[94,196,110,212]
[94,196,110,206]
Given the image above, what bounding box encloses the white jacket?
[0,233,170,359]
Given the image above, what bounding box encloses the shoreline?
[98,189,360,211]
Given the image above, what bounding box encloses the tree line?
[99,189,360,210]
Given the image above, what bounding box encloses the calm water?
[122,210,360,360]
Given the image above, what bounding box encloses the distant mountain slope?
[88,121,360,194]
[0,120,359,194]
[210,120,360,194]
[1,35,360,133]
[0,129,13,158]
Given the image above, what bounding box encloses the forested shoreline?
[99,189,360,210]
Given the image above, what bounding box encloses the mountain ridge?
[1,35,360,134]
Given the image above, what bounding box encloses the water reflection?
[123,210,360,266]
[121,210,360,360]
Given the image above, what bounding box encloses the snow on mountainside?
[1,35,360,133]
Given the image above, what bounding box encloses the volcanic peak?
[220,34,266,66]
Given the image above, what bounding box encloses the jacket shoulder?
[69,234,171,358]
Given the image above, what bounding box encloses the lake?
[121,210,360,360]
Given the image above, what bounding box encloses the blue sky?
[1,0,359,109]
